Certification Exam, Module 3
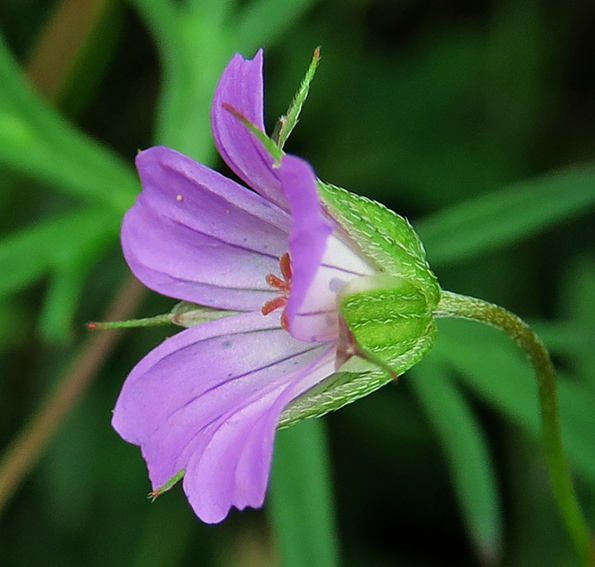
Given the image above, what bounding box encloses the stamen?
[261,253,293,326]
[265,274,286,290]
[280,252,292,281]
[280,310,289,331]
[261,296,287,316]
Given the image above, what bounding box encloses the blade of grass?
[0,31,137,211]
[410,360,502,563]
[416,165,595,267]
[269,419,340,567]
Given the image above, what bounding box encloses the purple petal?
[288,232,377,342]
[185,345,334,522]
[280,155,336,342]
[112,311,335,523]
[123,147,291,311]
[211,50,288,209]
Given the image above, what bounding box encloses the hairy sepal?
[170,301,240,327]
[317,181,440,308]
[279,182,441,428]
[278,320,436,428]
[339,274,437,371]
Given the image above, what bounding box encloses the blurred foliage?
[1,0,595,566]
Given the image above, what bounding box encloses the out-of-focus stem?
[435,290,593,567]
[26,0,114,102]
[0,276,145,517]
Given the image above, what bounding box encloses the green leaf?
[416,165,595,267]
[0,208,119,297]
[410,359,502,562]
[150,19,229,161]
[269,419,339,567]
[559,256,595,395]
[39,257,104,343]
[0,32,137,211]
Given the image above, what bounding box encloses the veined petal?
[123,147,291,311]
[211,50,288,209]
[185,343,335,522]
[290,233,377,343]
[112,311,335,522]
[281,155,375,342]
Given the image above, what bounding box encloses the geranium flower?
[112,50,379,523]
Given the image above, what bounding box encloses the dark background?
[1,0,595,565]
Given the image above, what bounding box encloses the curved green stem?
[435,290,593,566]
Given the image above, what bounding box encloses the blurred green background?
[1,0,595,565]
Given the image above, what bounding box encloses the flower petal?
[280,155,338,342]
[289,232,377,342]
[185,344,335,522]
[123,147,291,311]
[112,311,335,522]
[211,50,288,209]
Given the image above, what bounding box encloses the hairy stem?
[435,290,593,566]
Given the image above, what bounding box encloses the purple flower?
[112,50,376,523]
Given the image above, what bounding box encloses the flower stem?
[434,290,593,566]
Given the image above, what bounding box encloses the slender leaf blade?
[416,165,595,267]
[269,419,339,567]
[410,360,502,561]
[0,208,119,297]
[0,31,137,211]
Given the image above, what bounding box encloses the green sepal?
[278,368,388,429]
[273,47,321,149]
[148,469,185,501]
[278,323,436,428]
[170,301,240,327]
[339,274,437,371]
[279,276,437,428]
[86,301,238,330]
[280,184,440,427]
[317,181,440,308]
[222,103,284,163]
